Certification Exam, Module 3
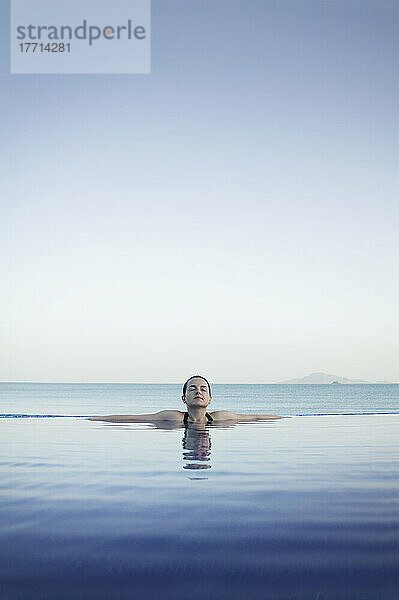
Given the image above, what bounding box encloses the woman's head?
[182,375,212,408]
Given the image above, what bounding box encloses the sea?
[1,383,399,600]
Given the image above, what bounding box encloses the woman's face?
[183,377,211,408]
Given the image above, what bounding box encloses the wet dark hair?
[182,375,212,397]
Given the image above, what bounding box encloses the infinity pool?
[1,414,399,599]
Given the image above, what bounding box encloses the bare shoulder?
[154,410,184,422]
[209,411,282,422]
[209,410,240,422]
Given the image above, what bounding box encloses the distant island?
[277,372,394,384]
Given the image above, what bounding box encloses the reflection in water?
[182,424,212,475]
[92,418,244,479]
[182,424,212,470]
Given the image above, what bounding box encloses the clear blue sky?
[1,1,398,382]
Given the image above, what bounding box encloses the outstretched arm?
[234,413,282,421]
[210,411,283,422]
[88,410,182,423]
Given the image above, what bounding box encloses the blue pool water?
[1,384,399,599]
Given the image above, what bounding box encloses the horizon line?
[0,380,397,385]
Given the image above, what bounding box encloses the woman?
[89,375,282,424]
